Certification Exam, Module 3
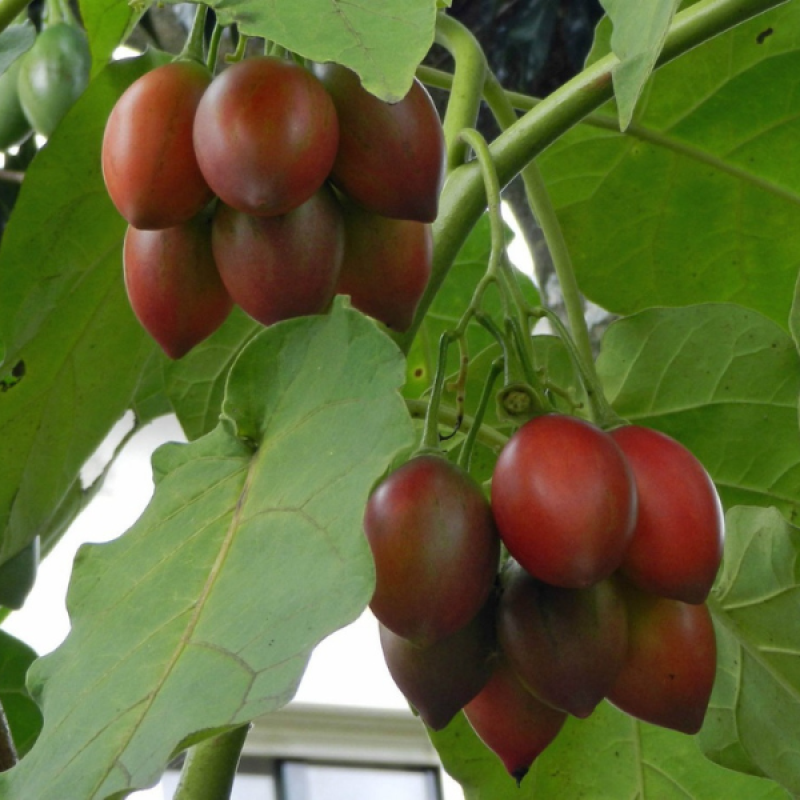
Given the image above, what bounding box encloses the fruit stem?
[173,724,251,800]
[0,0,30,35]
[434,12,487,170]
[396,0,788,355]
[457,356,504,471]
[407,399,509,451]
[206,20,223,72]
[179,3,208,65]
[226,30,249,64]
[419,332,456,452]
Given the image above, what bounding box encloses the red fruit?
[464,657,567,784]
[608,582,717,734]
[102,60,213,230]
[491,414,637,588]
[610,425,724,604]
[379,598,498,731]
[212,187,344,327]
[123,216,233,359]
[193,57,338,217]
[312,63,446,222]
[337,202,432,332]
[364,455,500,647]
[497,562,627,718]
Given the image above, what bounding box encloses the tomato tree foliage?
[0,0,800,797]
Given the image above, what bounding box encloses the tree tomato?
[193,56,338,217]
[364,454,500,647]
[491,414,637,588]
[312,63,445,223]
[610,425,724,604]
[102,60,214,230]
[123,215,233,359]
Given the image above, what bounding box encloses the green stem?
[206,21,223,73]
[420,333,454,451]
[434,13,487,170]
[396,0,788,354]
[226,31,248,64]
[179,4,208,64]
[173,725,251,800]
[0,0,29,35]
[457,357,504,471]
[407,399,509,452]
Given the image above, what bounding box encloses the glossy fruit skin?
[212,187,344,327]
[610,425,724,604]
[193,57,338,217]
[491,414,637,588]
[124,215,233,359]
[312,63,445,223]
[102,60,214,230]
[497,562,627,718]
[364,454,500,647]
[17,23,90,137]
[608,581,717,734]
[337,201,432,332]
[379,597,498,731]
[464,657,567,784]
[0,55,32,150]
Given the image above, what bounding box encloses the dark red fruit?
[608,581,717,734]
[464,657,567,784]
[123,215,233,359]
[193,56,338,217]
[102,60,214,230]
[364,454,500,647]
[491,414,637,588]
[212,187,344,327]
[610,425,724,604]
[497,562,627,718]
[312,63,445,222]
[379,598,498,731]
[337,202,432,332]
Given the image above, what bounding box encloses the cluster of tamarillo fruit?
[366,413,723,783]
[101,53,446,357]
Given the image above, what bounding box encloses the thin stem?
[173,725,251,800]
[225,31,248,64]
[420,332,454,451]
[179,4,208,64]
[407,399,509,452]
[0,700,17,772]
[206,21,223,73]
[0,0,30,35]
[458,357,504,471]
[396,0,787,354]
[434,13,487,170]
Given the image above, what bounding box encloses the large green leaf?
[0,631,41,758]
[0,23,34,75]
[0,53,168,566]
[79,0,139,76]
[702,506,800,794]
[0,303,413,799]
[431,703,786,798]
[538,2,800,329]
[596,304,800,519]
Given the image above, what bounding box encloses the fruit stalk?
[173,725,251,800]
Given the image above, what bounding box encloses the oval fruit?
[491,414,637,588]
[102,60,214,230]
[608,581,717,734]
[212,187,344,327]
[337,201,432,332]
[193,56,338,217]
[464,657,567,784]
[312,63,445,222]
[17,23,90,137]
[124,215,233,359]
[497,562,627,718]
[0,55,32,150]
[379,598,498,731]
[610,425,724,604]
[364,454,500,647]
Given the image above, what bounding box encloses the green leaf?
[538,2,800,329]
[0,23,35,75]
[0,53,170,566]
[596,304,800,518]
[130,349,172,425]
[599,0,680,130]
[0,631,41,758]
[79,0,140,76]
[701,506,800,794]
[431,703,787,798]
[158,0,435,101]
[0,304,414,799]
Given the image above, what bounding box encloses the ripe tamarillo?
[102,60,214,230]
[610,425,724,604]
[497,562,628,718]
[491,414,637,588]
[123,215,233,359]
[379,598,498,731]
[212,187,344,327]
[608,580,717,734]
[364,454,500,646]
[312,63,446,222]
[464,657,567,784]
